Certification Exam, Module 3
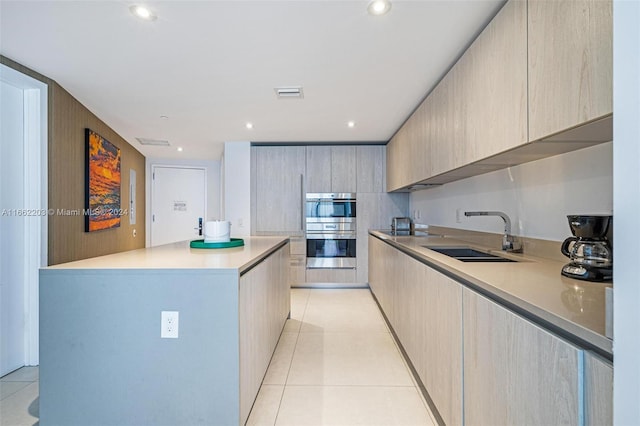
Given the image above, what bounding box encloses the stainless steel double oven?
[305,193,356,269]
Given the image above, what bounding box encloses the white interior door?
[1,79,26,376]
[151,166,206,246]
[0,65,47,375]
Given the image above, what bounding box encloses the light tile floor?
[0,367,39,426]
[0,289,435,426]
[247,289,436,426]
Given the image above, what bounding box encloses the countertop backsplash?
[409,142,613,242]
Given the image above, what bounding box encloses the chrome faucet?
[464,211,523,253]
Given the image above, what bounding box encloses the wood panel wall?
[1,55,146,265]
[49,83,145,265]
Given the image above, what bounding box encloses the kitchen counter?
[46,235,288,273]
[369,230,613,357]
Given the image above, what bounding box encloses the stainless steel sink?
[424,246,516,263]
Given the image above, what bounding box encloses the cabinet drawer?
[290,238,306,255]
[289,255,306,287]
[306,268,357,284]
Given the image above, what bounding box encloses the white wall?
[410,142,613,241]
[145,157,221,247]
[613,0,640,423]
[223,142,251,237]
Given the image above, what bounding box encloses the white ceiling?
[0,0,504,160]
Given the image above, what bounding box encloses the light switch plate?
[161,311,179,338]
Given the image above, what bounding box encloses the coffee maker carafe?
[561,215,612,282]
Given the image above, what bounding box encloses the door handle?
[300,174,305,232]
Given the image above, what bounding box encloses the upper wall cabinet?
[386,0,612,192]
[306,145,357,193]
[528,0,613,141]
[434,0,527,176]
[387,0,527,191]
[305,146,332,192]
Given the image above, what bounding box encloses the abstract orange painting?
[85,129,121,232]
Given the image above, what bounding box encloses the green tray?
[190,238,244,249]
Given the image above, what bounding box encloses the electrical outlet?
[161,311,179,338]
[456,208,462,223]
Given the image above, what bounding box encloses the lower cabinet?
[289,237,306,287]
[368,236,463,425]
[239,245,290,425]
[463,288,582,426]
[305,268,357,284]
[584,351,613,426]
[398,255,463,426]
[369,235,612,426]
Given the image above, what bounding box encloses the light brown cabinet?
[356,145,385,193]
[331,146,357,193]
[452,0,528,168]
[386,0,612,191]
[304,146,332,193]
[585,351,613,426]
[368,236,463,425]
[368,235,399,319]
[386,96,435,191]
[463,288,582,426]
[387,0,526,191]
[305,268,357,285]
[369,235,612,426]
[357,193,409,284]
[239,244,289,425]
[396,254,463,426]
[253,146,305,233]
[305,145,356,193]
[253,145,408,286]
[289,237,306,287]
[528,0,612,141]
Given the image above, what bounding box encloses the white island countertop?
[45,236,289,274]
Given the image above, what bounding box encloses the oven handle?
[306,233,356,240]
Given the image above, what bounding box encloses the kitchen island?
[39,236,289,426]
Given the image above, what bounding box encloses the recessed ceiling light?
[130,5,157,21]
[246,122,254,129]
[347,121,356,128]
[160,115,168,120]
[177,147,183,152]
[367,0,392,15]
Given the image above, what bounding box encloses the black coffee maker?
[561,215,613,282]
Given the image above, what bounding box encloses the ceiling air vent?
[274,86,304,99]
[136,138,170,147]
